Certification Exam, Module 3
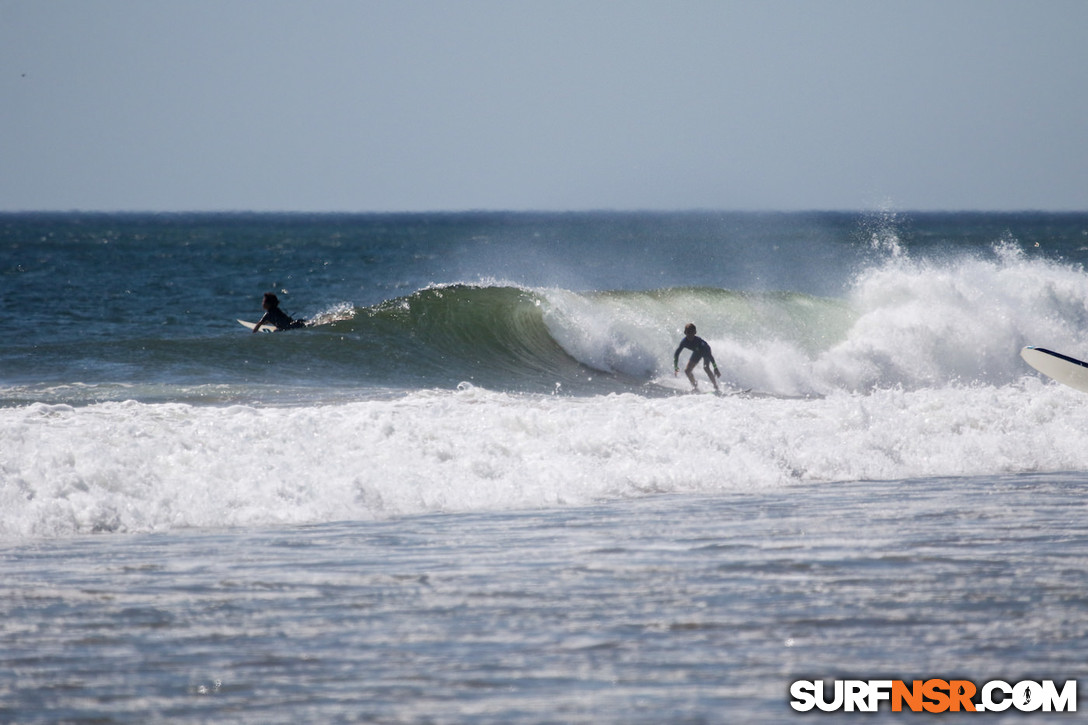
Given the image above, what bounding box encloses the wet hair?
[684,323,696,335]
[263,293,280,307]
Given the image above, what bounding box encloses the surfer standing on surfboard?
[673,323,721,392]
[252,293,306,332]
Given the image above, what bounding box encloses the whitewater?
[6,375,1088,539]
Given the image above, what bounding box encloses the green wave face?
[325,284,858,395]
[358,285,592,390]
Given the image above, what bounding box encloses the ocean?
[3,210,1088,722]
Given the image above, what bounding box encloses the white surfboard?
[238,319,279,332]
[1020,346,1088,393]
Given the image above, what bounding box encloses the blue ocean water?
[3,211,1088,721]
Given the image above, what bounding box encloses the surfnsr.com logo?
[789,679,1077,713]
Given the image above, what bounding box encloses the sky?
[2,0,1087,213]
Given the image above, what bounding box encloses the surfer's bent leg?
[685,353,701,390]
[704,362,719,390]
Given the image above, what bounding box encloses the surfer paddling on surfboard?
[674,323,721,392]
[252,293,306,332]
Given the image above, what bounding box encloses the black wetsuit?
[674,335,715,369]
[258,306,305,330]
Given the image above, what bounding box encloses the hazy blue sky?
[2,0,1086,212]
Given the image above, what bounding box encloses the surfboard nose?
[1021,345,1088,393]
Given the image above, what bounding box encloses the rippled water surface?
[3,472,1086,723]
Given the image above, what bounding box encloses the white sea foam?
[541,242,1088,395]
[4,377,1087,539]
